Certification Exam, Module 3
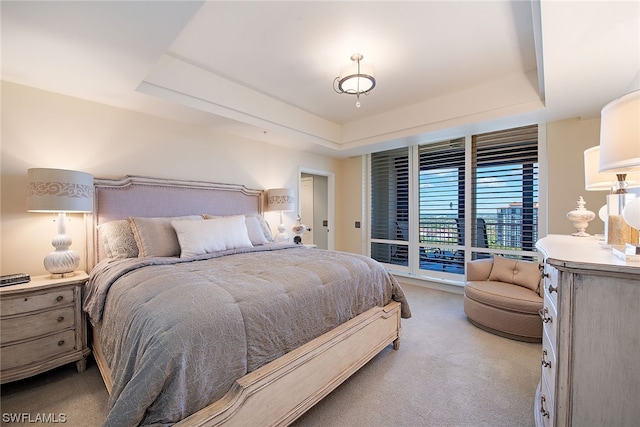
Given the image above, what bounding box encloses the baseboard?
[393,274,465,295]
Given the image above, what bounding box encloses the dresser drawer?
[1,288,74,316]
[541,326,557,401]
[543,264,558,311]
[0,306,75,345]
[540,296,557,349]
[538,376,555,427]
[1,329,76,371]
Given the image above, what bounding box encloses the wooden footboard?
[92,301,402,426]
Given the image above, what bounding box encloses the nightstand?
[0,271,91,384]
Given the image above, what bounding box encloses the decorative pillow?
[99,220,138,259]
[203,213,273,245]
[488,255,541,292]
[244,215,270,246]
[128,215,202,257]
[246,214,274,243]
[172,215,253,258]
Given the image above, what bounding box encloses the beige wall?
[334,156,365,254]
[1,82,341,276]
[545,117,606,236]
[2,81,622,277]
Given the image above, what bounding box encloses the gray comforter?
[84,245,410,426]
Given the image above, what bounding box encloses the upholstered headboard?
[88,175,264,268]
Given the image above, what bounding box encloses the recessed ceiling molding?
[138,54,342,147]
[340,70,544,145]
[338,98,546,156]
[137,79,343,153]
[530,0,546,101]
[139,55,548,156]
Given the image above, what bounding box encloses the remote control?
[0,273,31,286]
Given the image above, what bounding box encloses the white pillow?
[172,215,253,258]
[245,215,270,245]
[203,213,273,245]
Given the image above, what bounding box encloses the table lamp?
[27,168,93,277]
[267,188,296,242]
[598,90,640,246]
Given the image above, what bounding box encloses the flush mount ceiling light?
[333,53,376,108]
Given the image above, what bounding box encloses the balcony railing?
[371,214,537,275]
[418,214,537,250]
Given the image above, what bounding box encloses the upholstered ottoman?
[464,256,543,342]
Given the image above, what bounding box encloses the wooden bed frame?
[87,175,402,426]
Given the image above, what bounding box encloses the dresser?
[0,272,91,384]
[535,235,640,427]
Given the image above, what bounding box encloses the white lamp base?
[274,223,290,243]
[44,249,79,277]
[44,212,80,277]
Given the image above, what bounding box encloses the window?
[369,125,539,278]
[472,126,539,259]
[370,148,409,267]
[418,138,466,274]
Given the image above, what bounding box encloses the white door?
[301,177,314,245]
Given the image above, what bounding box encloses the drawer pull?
[56,295,64,302]
[539,307,553,323]
[541,349,552,368]
[548,284,558,294]
[540,395,550,418]
[57,340,65,346]
[539,264,549,278]
[57,316,65,322]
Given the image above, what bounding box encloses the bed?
[83,175,411,426]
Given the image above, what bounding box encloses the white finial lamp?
[267,188,296,243]
[598,89,640,247]
[27,168,93,277]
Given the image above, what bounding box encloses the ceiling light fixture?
[333,53,376,108]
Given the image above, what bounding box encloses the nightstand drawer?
[1,329,76,371]
[0,306,75,345]
[2,288,74,316]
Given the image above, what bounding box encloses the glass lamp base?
[606,194,639,246]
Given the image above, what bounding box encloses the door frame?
[298,167,335,251]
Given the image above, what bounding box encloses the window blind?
[417,138,466,273]
[472,125,538,255]
[370,147,409,266]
